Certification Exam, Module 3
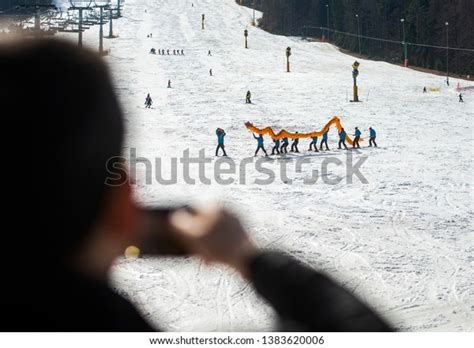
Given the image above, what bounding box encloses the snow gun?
[244,116,361,146]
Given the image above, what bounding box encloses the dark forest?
[242,0,473,76]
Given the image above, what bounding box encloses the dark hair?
[1,39,124,266]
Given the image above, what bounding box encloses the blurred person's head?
[1,39,135,280]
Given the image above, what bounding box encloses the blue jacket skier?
[369,127,377,147]
[280,137,289,154]
[353,127,361,148]
[271,138,281,155]
[338,128,348,150]
[320,129,329,151]
[309,136,319,152]
[215,128,227,156]
[253,133,268,156]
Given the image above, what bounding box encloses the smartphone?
[132,207,193,256]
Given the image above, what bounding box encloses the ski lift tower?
[117,0,122,18]
[106,0,121,38]
[69,1,93,47]
[93,1,111,55]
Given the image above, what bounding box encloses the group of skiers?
[143,48,216,108]
[215,127,378,157]
[150,48,185,56]
[148,48,213,56]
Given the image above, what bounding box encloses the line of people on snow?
[150,48,185,56]
[215,127,378,157]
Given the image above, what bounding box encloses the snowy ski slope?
[62,0,473,331]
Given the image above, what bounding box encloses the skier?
[368,127,377,147]
[144,94,152,108]
[246,90,252,104]
[167,80,172,88]
[181,49,184,55]
[208,50,212,56]
[167,49,170,55]
[423,87,427,93]
[290,133,300,153]
[459,93,464,102]
[150,33,153,38]
[150,48,156,54]
[280,137,289,154]
[308,137,319,152]
[271,137,280,155]
[338,128,348,150]
[162,49,165,55]
[215,128,227,156]
[320,129,329,151]
[253,133,268,156]
[308,136,319,152]
[210,68,213,76]
[173,49,176,55]
[352,127,361,148]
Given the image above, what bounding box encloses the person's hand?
[170,208,258,277]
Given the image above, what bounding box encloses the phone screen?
[133,207,192,256]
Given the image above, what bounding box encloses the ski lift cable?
[301,25,474,53]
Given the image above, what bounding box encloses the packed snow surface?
[61,0,473,331]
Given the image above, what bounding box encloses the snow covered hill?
[63,0,473,331]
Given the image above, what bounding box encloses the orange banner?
[244,116,361,145]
